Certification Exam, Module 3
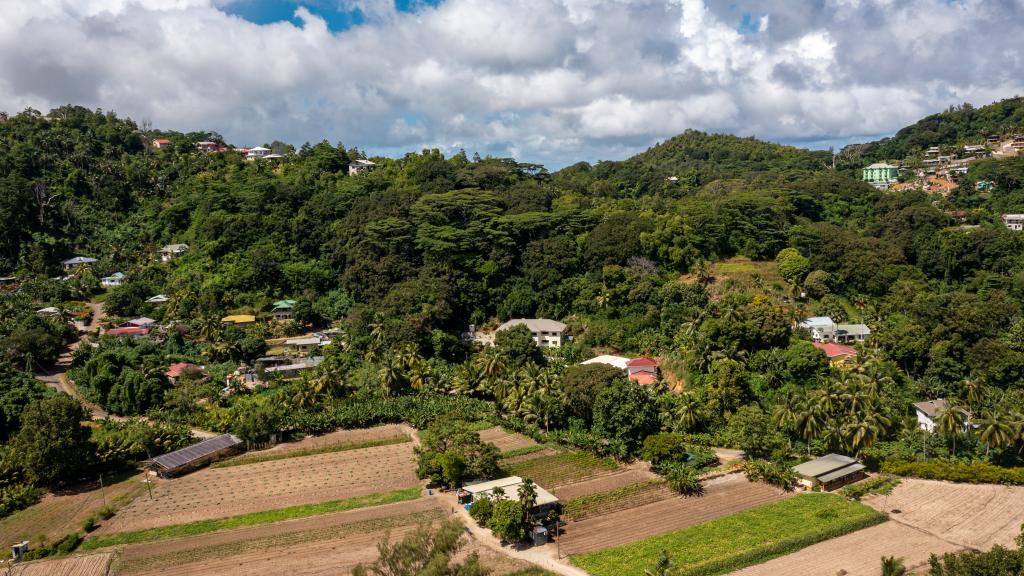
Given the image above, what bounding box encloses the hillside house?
[271,299,297,320]
[36,306,63,318]
[166,362,207,385]
[862,163,899,188]
[793,454,866,491]
[913,399,971,432]
[0,276,16,289]
[101,272,125,287]
[812,342,858,366]
[798,317,870,344]
[152,138,172,149]
[963,144,988,157]
[976,180,993,191]
[146,294,169,305]
[626,357,659,385]
[263,356,324,379]
[284,335,329,355]
[1001,214,1024,231]
[497,318,567,348]
[127,317,156,328]
[246,146,270,160]
[105,326,150,338]
[924,146,940,156]
[62,256,97,271]
[581,355,630,370]
[222,314,256,326]
[348,159,377,175]
[160,244,189,261]
[195,141,221,153]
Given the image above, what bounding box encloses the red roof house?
[165,362,207,385]
[813,342,858,362]
[104,326,150,338]
[629,371,658,386]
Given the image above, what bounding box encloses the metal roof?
[581,355,630,370]
[793,454,858,479]
[497,318,567,333]
[818,463,866,484]
[463,476,559,507]
[150,434,242,471]
[913,399,948,420]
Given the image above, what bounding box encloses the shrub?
[22,532,83,561]
[641,433,688,468]
[487,499,526,543]
[469,497,495,525]
[82,516,97,532]
[97,504,116,520]
[665,464,704,496]
[840,475,900,500]
[743,459,796,490]
[880,460,1024,485]
[0,482,43,518]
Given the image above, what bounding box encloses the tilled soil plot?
[18,552,113,576]
[552,467,660,500]
[864,478,1024,549]
[478,427,537,452]
[727,521,961,576]
[561,474,791,556]
[258,424,411,455]
[99,442,420,533]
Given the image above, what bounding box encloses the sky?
[2,0,1023,169]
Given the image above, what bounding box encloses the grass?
[210,435,410,469]
[503,451,619,486]
[562,480,667,521]
[82,487,421,550]
[571,493,886,576]
[500,444,550,459]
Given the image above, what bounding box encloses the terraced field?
[503,450,620,487]
[18,552,113,576]
[478,426,537,452]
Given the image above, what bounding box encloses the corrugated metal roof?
[151,434,242,470]
[793,454,858,478]
[818,462,866,484]
[497,318,567,333]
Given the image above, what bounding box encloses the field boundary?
[210,435,410,469]
[82,487,421,550]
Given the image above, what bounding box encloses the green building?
[862,162,899,185]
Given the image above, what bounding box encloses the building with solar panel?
[147,434,244,477]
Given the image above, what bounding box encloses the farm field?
[572,493,885,576]
[478,426,537,452]
[258,424,411,454]
[98,441,420,533]
[502,450,619,487]
[560,473,791,556]
[552,466,660,500]
[17,552,113,576]
[0,472,144,545]
[863,477,1024,549]
[728,520,961,576]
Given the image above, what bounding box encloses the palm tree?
[880,555,907,576]
[693,259,713,286]
[518,478,538,522]
[675,392,702,432]
[772,390,801,432]
[976,408,1015,456]
[407,362,432,391]
[797,401,824,455]
[378,362,405,397]
[936,401,966,456]
[962,379,983,410]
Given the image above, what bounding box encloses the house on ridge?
[348,159,377,176]
[913,398,971,433]
[62,256,97,271]
[160,244,189,261]
[496,318,567,348]
[101,272,125,287]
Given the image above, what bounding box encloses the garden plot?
[552,466,660,501]
[863,477,1024,549]
[502,450,620,487]
[17,552,113,576]
[728,521,961,576]
[260,424,411,454]
[561,473,791,556]
[99,442,420,533]
[478,426,537,453]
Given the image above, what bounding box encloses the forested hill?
[841,96,1024,163]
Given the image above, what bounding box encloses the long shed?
[148,434,243,477]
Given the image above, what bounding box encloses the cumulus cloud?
[1,0,1022,167]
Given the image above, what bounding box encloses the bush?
[840,475,901,501]
[665,464,704,496]
[82,516,97,532]
[97,504,116,520]
[880,460,1024,485]
[469,497,494,525]
[487,499,526,543]
[743,459,796,490]
[22,532,83,561]
[641,433,688,468]
[0,482,43,518]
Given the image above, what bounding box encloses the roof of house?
[581,355,630,370]
[913,399,949,420]
[812,342,859,358]
[351,159,376,166]
[153,138,171,144]
[105,326,149,337]
[166,362,205,379]
[463,476,558,507]
[263,356,325,373]
[222,314,256,324]
[497,318,567,333]
[627,357,658,368]
[866,162,898,169]
[146,294,169,303]
[285,337,322,346]
[793,454,860,479]
[37,306,62,314]
[150,434,242,471]
[104,272,125,279]
[161,243,189,252]
[62,256,97,265]
[249,146,270,152]
[629,372,658,385]
[127,317,156,327]
[798,316,835,329]
[272,299,297,310]
[836,323,871,336]
[818,462,866,483]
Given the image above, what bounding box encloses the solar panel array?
[151,434,242,470]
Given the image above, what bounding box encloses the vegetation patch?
[500,444,551,459]
[562,480,668,521]
[210,435,410,469]
[503,451,619,486]
[881,460,1024,485]
[571,493,886,576]
[840,475,901,500]
[82,487,421,550]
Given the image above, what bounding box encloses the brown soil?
[259,424,410,455]
[99,442,420,534]
[552,467,660,500]
[18,552,113,576]
[863,478,1024,549]
[561,474,791,556]
[728,521,961,576]
[500,447,561,466]
[478,427,538,452]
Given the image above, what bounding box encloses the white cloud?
[1,0,1022,167]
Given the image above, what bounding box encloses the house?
[160,244,189,261]
[924,146,940,156]
[460,476,558,518]
[165,362,207,385]
[626,357,659,385]
[812,342,858,366]
[913,399,971,433]
[61,256,97,271]
[348,159,377,176]
[834,323,871,344]
[146,294,169,305]
[263,356,324,379]
[152,138,172,149]
[271,299,297,320]
[127,317,156,328]
[976,180,993,191]
[147,434,243,478]
[1001,214,1024,231]
[793,454,866,491]
[104,326,150,338]
[496,318,567,348]
[222,314,256,326]
[246,146,271,160]
[36,306,63,318]
[195,141,221,153]
[797,317,870,343]
[0,276,16,289]
[581,355,631,370]
[101,272,125,287]
[963,144,988,157]
[284,335,329,355]
[862,163,898,188]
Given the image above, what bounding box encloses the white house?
[62,256,97,271]
[160,244,189,262]
[146,294,169,305]
[798,316,870,344]
[1002,214,1024,231]
[101,272,125,287]
[348,159,377,176]
[496,318,567,348]
[913,399,971,433]
[246,146,271,160]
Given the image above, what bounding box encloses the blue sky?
[2,0,1022,168]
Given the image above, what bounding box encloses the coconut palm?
[936,400,966,456]
[976,408,1015,456]
[797,401,825,455]
[772,390,802,431]
[517,478,538,521]
[377,362,405,397]
[880,555,907,576]
[675,392,702,432]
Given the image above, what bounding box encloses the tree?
[976,408,1014,456]
[640,432,688,469]
[561,363,623,423]
[803,270,833,299]
[494,324,541,368]
[723,404,787,460]
[416,419,499,485]
[776,248,811,285]
[881,556,907,576]
[352,518,488,576]
[468,497,494,525]
[592,378,660,456]
[9,396,92,486]
[517,478,538,521]
[935,401,966,456]
[487,499,526,543]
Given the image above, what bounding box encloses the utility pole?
[99,473,106,507]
